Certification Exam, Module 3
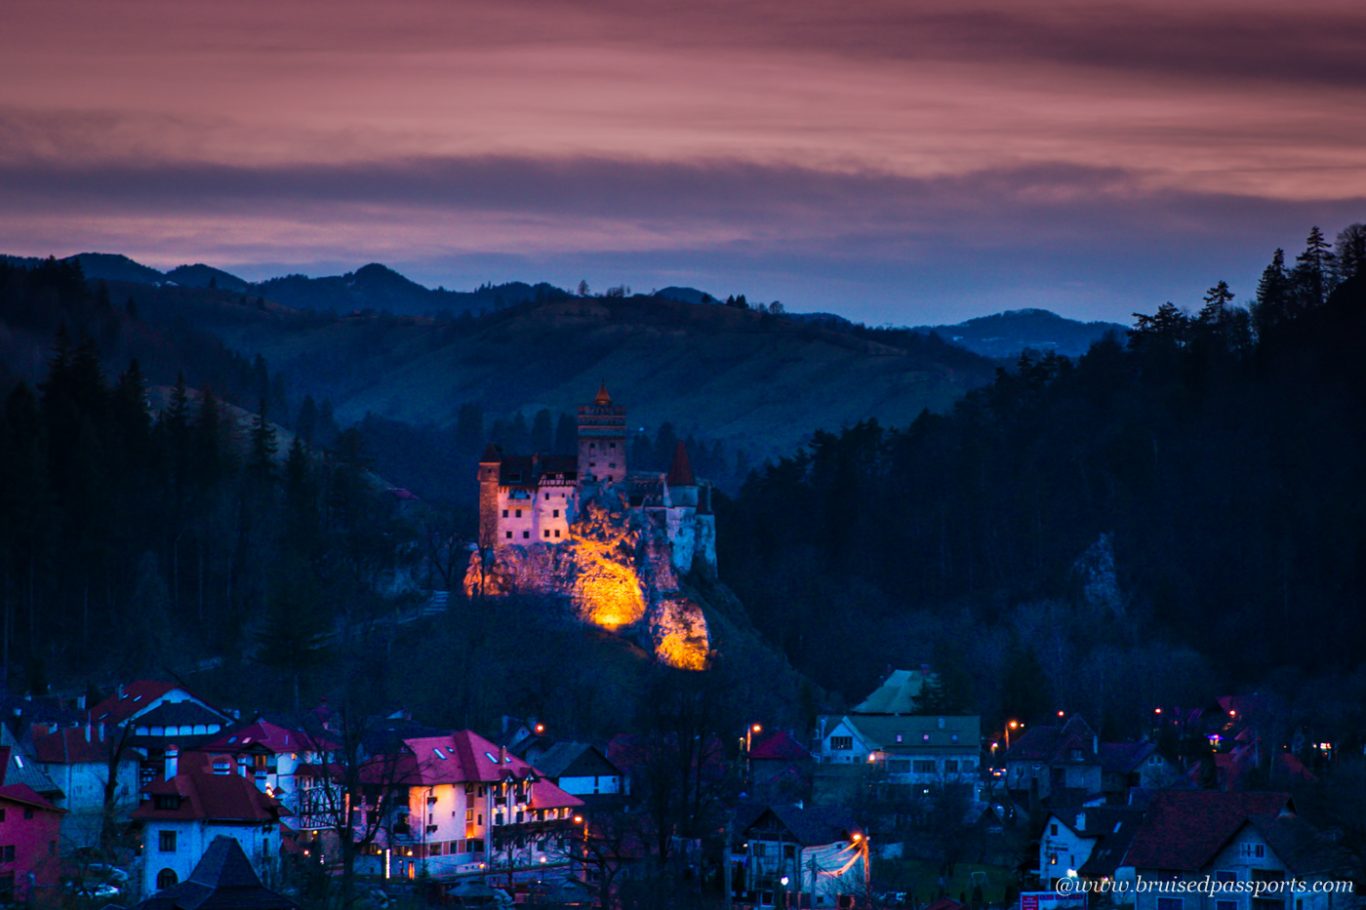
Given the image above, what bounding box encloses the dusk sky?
[3,0,1364,324]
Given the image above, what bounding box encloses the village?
[0,666,1359,910]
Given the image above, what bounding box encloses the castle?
[477,385,718,575]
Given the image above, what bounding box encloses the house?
[0,726,63,806]
[816,715,980,788]
[530,742,627,801]
[89,681,236,788]
[1099,742,1177,797]
[731,804,867,910]
[746,731,810,802]
[361,730,584,884]
[1037,807,1142,887]
[195,717,334,815]
[31,722,143,848]
[0,746,65,905]
[131,835,298,910]
[1004,715,1103,801]
[1122,791,1352,910]
[131,750,288,896]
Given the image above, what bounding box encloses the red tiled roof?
[749,731,808,763]
[1124,790,1291,871]
[202,719,334,755]
[88,680,181,725]
[666,442,695,486]
[32,725,131,764]
[369,732,584,810]
[132,754,287,823]
[0,783,63,813]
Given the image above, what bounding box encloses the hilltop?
[912,307,1127,359]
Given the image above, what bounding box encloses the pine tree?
[1335,223,1366,283]
[1253,249,1292,338]
[1292,226,1337,310]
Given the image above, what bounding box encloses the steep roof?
[89,681,229,729]
[1047,807,1143,877]
[1123,790,1291,871]
[749,731,809,763]
[666,442,695,486]
[0,729,63,796]
[852,669,929,715]
[1248,815,1354,877]
[133,836,298,910]
[202,718,333,755]
[594,382,613,406]
[0,749,63,815]
[738,803,861,847]
[385,731,584,810]
[532,742,621,780]
[132,754,287,823]
[846,715,979,753]
[33,724,139,765]
[1098,741,1159,775]
[1006,715,1098,764]
[133,701,232,730]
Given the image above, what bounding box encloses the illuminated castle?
[477,385,717,575]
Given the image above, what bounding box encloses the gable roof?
[89,681,229,728]
[1006,715,1098,764]
[379,731,584,810]
[132,754,287,824]
[0,729,63,796]
[852,669,928,714]
[749,731,809,763]
[1246,815,1354,877]
[0,781,63,813]
[532,742,621,780]
[846,715,979,753]
[1124,791,1291,871]
[738,804,861,847]
[133,836,298,910]
[32,724,139,765]
[201,718,333,756]
[1099,741,1159,775]
[1046,807,1143,878]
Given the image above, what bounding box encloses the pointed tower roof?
[667,441,695,486]
[480,443,502,462]
[594,382,613,406]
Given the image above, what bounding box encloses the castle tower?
[577,382,627,483]
[478,443,502,549]
[666,441,698,508]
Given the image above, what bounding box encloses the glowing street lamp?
[1005,720,1022,751]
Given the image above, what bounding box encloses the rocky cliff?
[463,492,711,670]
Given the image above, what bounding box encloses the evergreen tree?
[553,411,576,455]
[1253,249,1292,338]
[1336,223,1366,283]
[1292,226,1337,310]
[531,408,554,453]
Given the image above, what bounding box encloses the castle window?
[608,462,616,468]
[502,509,508,518]
[543,530,550,538]
[553,509,559,518]
[522,531,530,539]
[515,509,522,518]
[545,493,549,500]
[590,442,597,449]
[505,531,512,539]
[554,530,561,538]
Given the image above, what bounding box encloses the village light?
[1056,710,1065,718]
[780,876,790,887]
[1066,869,1078,879]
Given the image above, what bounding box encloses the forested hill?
[718,239,1366,734]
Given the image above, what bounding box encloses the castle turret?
[478,443,502,549]
[666,441,698,508]
[577,382,627,484]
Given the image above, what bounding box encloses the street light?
[1004,720,1021,751]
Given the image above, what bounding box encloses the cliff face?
[463,493,710,670]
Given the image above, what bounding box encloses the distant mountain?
[654,286,717,305]
[165,263,253,293]
[256,265,567,317]
[913,308,1126,359]
[1,252,167,285]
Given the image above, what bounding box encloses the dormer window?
[154,794,181,810]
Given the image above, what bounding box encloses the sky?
[2,0,1364,324]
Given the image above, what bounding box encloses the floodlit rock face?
[463,493,710,670]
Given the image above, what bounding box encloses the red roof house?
[0,746,65,904]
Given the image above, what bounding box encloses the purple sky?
[3,0,1364,323]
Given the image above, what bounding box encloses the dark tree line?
[0,263,416,694]
[717,226,1366,726]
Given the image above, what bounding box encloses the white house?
[131,750,287,897]
[1038,807,1142,888]
[529,742,626,800]
[360,731,584,883]
[1124,791,1352,910]
[32,723,143,848]
[816,714,980,788]
[194,717,334,817]
[732,804,868,910]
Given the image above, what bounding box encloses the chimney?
[165,744,180,780]
[84,722,92,743]
[499,745,508,766]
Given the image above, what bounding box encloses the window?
[553,509,559,518]
[522,531,529,539]
[913,760,935,773]
[156,869,179,890]
[430,842,443,856]
[502,509,508,518]
[544,493,550,501]
[505,531,512,539]
[544,530,550,538]
[830,736,853,751]
[22,809,33,820]
[1157,899,1184,910]
[945,760,959,772]
[887,759,910,773]
[1050,823,1058,836]
[0,845,14,862]
[0,810,4,822]
[159,830,177,852]
[752,843,767,857]
[554,530,561,538]
[515,509,522,518]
